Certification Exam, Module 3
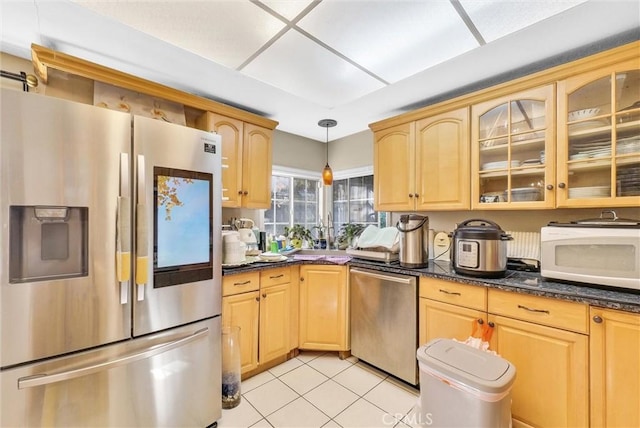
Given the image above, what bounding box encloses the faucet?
[327,212,335,249]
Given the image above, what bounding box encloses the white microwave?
[541,225,640,292]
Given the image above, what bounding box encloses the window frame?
[263,166,323,238]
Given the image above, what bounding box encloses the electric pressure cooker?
[451,219,512,278]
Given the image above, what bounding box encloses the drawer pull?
[518,304,549,314]
[234,280,251,286]
[439,289,461,296]
[269,274,284,279]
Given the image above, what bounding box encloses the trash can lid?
[417,338,516,393]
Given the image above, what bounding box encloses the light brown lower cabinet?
[418,277,487,346]
[298,265,349,351]
[590,307,640,427]
[222,272,260,373]
[489,313,588,428]
[419,277,640,428]
[222,267,291,375]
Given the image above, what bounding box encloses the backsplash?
[392,207,640,235]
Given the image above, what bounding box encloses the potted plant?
[284,224,313,249]
[336,223,366,250]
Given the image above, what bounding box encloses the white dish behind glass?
[568,108,600,122]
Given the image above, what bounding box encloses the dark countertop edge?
[223,258,640,314]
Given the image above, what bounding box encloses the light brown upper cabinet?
[373,107,470,211]
[471,85,556,209]
[197,112,272,209]
[557,60,640,208]
[373,123,416,211]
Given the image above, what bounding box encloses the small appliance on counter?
[451,219,512,278]
[235,218,260,255]
[396,214,429,268]
[541,210,640,292]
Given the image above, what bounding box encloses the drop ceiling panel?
[297,0,480,83]
[74,0,286,69]
[460,0,589,43]
[260,0,316,21]
[242,29,385,108]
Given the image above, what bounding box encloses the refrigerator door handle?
[17,327,209,389]
[116,196,131,304]
[117,153,131,304]
[135,154,148,301]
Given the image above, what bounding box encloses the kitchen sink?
[294,249,347,256]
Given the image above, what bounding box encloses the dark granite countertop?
[223,257,640,314]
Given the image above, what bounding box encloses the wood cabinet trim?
[31,43,278,129]
[488,288,589,334]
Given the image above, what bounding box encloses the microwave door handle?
[117,153,131,304]
[136,154,148,302]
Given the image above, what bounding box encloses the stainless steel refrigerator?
[0,88,222,427]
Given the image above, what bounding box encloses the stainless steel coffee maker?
[396,214,429,268]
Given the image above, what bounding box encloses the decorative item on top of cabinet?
[557,60,640,208]
[590,307,640,427]
[472,84,556,209]
[373,107,470,211]
[196,112,272,208]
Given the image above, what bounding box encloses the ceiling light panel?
[73,0,286,69]
[242,29,384,108]
[297,0,480,83]
[257,0,316,20]
[459,0,590,43]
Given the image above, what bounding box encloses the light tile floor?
[218,351,422,428]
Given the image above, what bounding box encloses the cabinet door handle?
[593,315,603,324]
[237,190,243,195]
[546,184,554,190]
[414,193,419,198]
[234,280,251,286]
[262,293,267,298]
[408,193,414,198]
[269,274,284,279]
[243,191,249,195]
[439,289,461,296]
[300,277,304,282]
[517,304,549,314]
[255,297,260,302]
[558,182,566,189]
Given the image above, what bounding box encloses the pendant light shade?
[318,119,336,186]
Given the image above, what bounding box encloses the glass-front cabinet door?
[557,60,640,207]
[471,85,555,209]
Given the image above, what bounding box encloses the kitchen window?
[332,171,387,233]
[263,169,320,237]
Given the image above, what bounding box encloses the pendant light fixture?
[318,119,336,186]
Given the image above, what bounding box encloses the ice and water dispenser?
[9,206,88,283]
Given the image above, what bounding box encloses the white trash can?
[416,338,516,427]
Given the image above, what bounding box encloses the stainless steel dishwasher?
[350,267,418,385]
